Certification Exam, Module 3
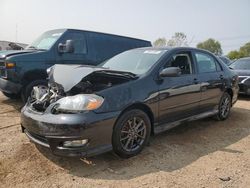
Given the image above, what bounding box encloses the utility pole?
[15,23,18,42]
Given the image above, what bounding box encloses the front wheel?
[21,80,48,103]
[112,109,151,158]
[216,92,232,121]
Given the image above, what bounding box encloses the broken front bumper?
[21,105,120,157]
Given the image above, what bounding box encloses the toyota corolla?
[21,47,239,158]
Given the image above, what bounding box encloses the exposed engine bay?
[29,65,136,112]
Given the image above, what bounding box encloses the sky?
[0,0,249,54]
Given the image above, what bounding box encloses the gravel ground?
[0,93,250,188]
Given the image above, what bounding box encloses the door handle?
[193,78,199,84]
[220,74,224,79]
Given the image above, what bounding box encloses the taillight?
[5,62,16,69]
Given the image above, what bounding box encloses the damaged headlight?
[55,94,104,113]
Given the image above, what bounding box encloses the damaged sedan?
[21,47,239,158]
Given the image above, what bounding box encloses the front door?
[55,31,91,65]
[158,50,201,125]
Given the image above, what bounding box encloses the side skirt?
[154,110,218,134]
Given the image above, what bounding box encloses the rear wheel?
[2,91,20,99]
[216,92,232,121]
[112,109,151,158]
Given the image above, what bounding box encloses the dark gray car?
[21,47,239,158]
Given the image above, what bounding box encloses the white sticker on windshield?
[144,50,162,54]
[52,33,62,37]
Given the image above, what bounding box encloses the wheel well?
[22,70,47,86]
[116,103,155,135]
[226,88,233,105]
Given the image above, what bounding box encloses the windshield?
[230,59,250,70]
[101,49,166,74]
[26,29,66,50]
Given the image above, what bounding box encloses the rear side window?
[65,32,87,54]
[195,52,217,73]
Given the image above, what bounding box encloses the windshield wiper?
[27,46,47,51]
[98,70,137,79]
[27,46,38,50]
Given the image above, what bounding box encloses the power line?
[189,35,250,44]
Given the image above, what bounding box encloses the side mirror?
[65,40,74,53]
[159,67,181,77]
[58,40,74,53]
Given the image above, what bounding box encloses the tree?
[227,50,242,60]
[167,32,188,47]
[239,42,250,57]
[197,38,222,55]
[227,42,250,60]
[153,38,166,47]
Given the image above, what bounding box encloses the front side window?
[101,49,166,75]
[166,52,193,75]
[195,52,217,73]
[65,32,87,54]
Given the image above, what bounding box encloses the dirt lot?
[0,93,250,188]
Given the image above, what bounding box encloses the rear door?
[193,51,225,112]
[158,50,201,124]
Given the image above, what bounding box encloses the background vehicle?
[0,29,151,101]
[218,56,232,66]
[21,47,239,158]
[230,57,250,95]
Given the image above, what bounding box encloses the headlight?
[55,94,104,113]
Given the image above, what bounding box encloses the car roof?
[134,46,214,54]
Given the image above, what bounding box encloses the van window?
[195,52,217,73]
[66,32,87,54]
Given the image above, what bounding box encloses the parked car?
[218,56,231,66]
[21,47,239,158]
[0,29,151,101]
[230,57,250,95]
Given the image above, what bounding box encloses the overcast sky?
[0,0,249,54]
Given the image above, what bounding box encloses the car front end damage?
[21,64,135,157]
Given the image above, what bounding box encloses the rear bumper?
[21,105,120,157]
[0,78,22,94]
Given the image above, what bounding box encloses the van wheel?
[21,80,48,102]
[216,92,232,121]
[112,109,151,158]
[2,92,20,99]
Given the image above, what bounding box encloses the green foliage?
[197,38,222,55]
[227,42,250,60]
[167,32,188,47]
[153,38,166,47]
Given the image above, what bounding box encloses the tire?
[21,80,48,102]
[216,92,232,121]
[112,109,151,158]
[2,91,20,99]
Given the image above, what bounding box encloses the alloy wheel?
[220,96,231,118]
[120,116,147,152]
